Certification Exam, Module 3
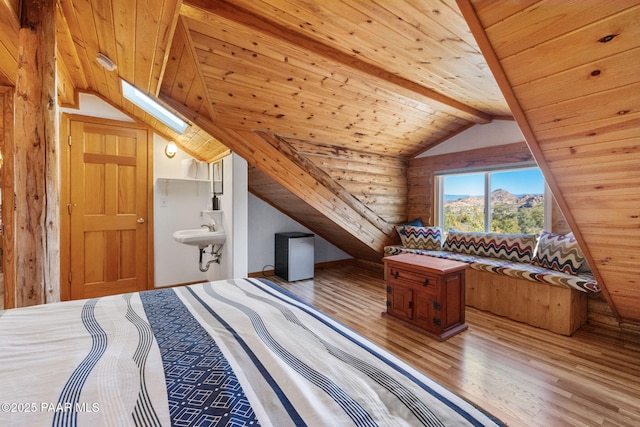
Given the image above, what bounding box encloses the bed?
[0,278,505,426]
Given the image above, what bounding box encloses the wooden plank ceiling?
[461,0,640,325]
[0,0,638,324]
[154,0,510,264]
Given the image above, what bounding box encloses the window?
[121,79,188,134]
[436,166,547,234]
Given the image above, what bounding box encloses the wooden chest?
[383,254,468,341]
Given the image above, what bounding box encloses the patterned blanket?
[0,278,505,426]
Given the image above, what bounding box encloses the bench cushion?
[383,245,599,293]
[442,230,538,263]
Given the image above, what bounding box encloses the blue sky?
[444,168,544,196]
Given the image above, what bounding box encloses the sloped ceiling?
[460,0,639,325]
[154,0,510,263]
[1,0,638,324]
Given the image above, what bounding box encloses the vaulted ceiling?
[0,0,638,325]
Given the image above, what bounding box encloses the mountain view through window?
[441,168,545,234]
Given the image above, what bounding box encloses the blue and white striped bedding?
[0,278,505,426]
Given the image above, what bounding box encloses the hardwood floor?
[263,262,640,427]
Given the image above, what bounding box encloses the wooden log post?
[1,88,16,309]
[14,0,59,306]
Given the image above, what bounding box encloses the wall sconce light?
[165,142,178,158]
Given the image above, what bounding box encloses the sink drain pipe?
[199,244,224,272]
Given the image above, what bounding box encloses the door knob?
[137,218,145,224]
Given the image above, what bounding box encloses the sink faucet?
[201,223,216,231]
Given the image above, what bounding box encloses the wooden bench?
[385,228,597,336]
[465,269,587,335]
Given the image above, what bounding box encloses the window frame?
[435,163,550,233]
[121,79,188,134]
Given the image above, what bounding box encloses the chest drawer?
[387,265,439,290]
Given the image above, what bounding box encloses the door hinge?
[433,301,441,310]
[432,318,441,326]
[408,301,413,309]
[386,286,392,293]
[68,135,72,146]
[68,271,72,283]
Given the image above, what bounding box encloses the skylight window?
[121,80,188,134]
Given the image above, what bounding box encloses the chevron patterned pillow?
[395,225,443,250]
[443,229,538,263]
[532,231,585,274]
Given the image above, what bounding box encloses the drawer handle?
[393,271,399,279]
[423,278,429,286]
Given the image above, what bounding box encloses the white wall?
[231,154,249,278]
[153,135,233,287]
[416,120,524,157]
[153,135,213,286]
[247,193,351,274]
[60,92,134,122]
[59,93,359,283]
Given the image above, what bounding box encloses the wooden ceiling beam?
[175,16,217,122]
[161,95,395,252]
[457,0,615,319]
[181,0,492,125]
[55,1,88,91]
[0,0,19,86]
[153,0,183,97]
[259,131,394,235]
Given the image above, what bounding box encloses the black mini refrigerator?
[275,232,315,281]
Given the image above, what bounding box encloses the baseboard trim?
[248,258,357,278]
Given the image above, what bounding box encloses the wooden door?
[63,117,151,299]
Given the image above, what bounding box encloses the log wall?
[287,139,408,224]
[408,141,569,233]
[247,136,408,261]
[408,142,535,225]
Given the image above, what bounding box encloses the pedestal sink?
[173,228,226,249]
